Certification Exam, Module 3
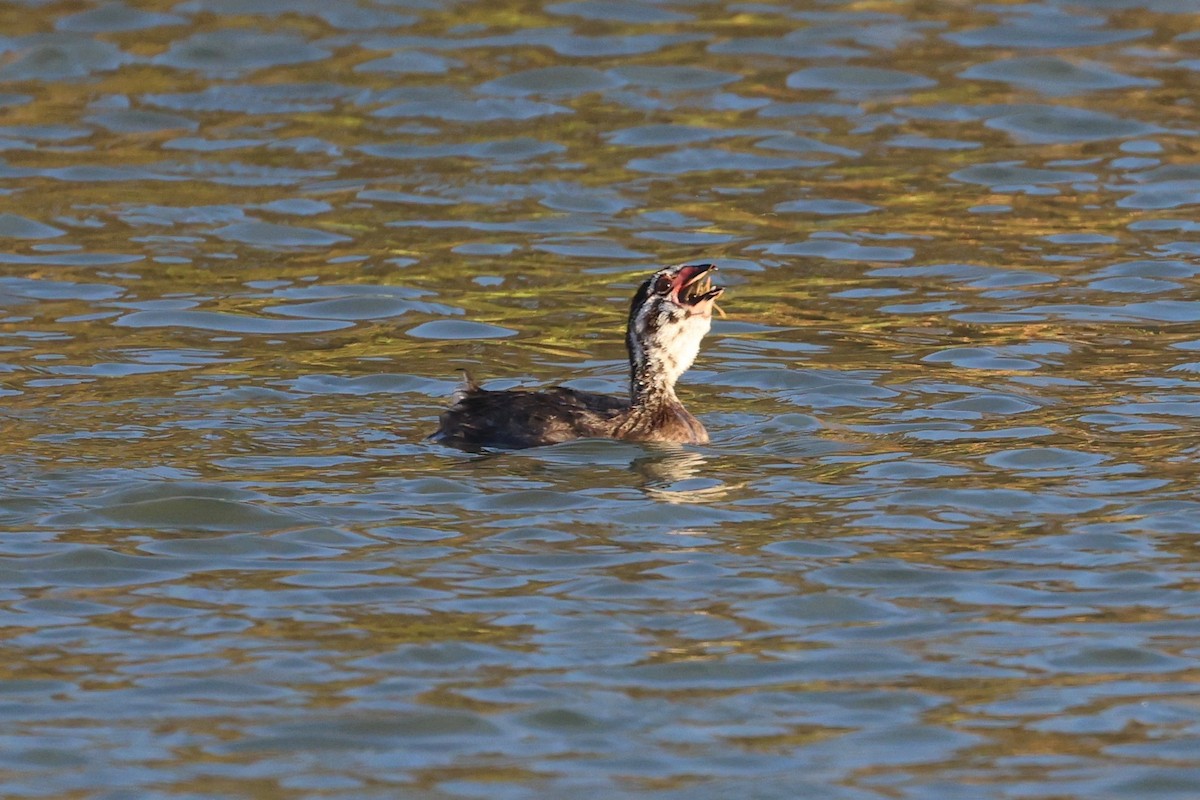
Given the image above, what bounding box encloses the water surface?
[2,1,1199,798]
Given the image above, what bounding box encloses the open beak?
[673,264,726,318]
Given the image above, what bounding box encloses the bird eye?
[653,275,672,295]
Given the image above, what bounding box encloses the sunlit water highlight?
[1,1,1199,798]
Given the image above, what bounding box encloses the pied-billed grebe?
[432,263,725,450]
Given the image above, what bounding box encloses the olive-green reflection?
[1,0,1199,798]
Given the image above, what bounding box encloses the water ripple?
[1,2,1198,798]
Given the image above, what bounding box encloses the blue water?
[1,1,1199,797]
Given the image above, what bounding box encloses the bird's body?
[434,382,708,450]
[433,383,626,450]
[432,263,724,450]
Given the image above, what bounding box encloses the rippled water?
[2,1,1200,797]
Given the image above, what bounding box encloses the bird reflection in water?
[632,446,735,505]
